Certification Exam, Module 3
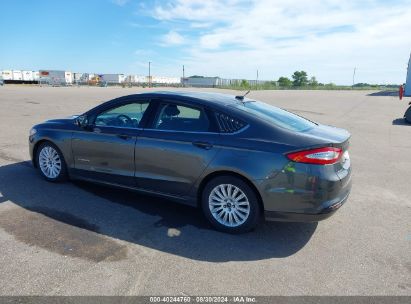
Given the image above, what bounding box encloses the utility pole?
[352,67,356,89]
[148,61,151,88]
[182,65,185,87]
[256,69,259,89]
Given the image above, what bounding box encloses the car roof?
[85,91,256,117]
[120,91,253,107]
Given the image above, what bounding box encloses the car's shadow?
[367,90,399,97]
[0,161,317,262]
[392,118,411,126]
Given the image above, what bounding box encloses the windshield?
[235,101,316,132]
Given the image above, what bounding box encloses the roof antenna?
[235,90,250,101]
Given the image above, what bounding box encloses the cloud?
[160,30,186,46]
[134,49,155,56]
[153,0,248,23]
[146,0,411,84]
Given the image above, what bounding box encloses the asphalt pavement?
[0,86,410,295]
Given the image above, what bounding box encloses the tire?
[35,141,68,182]
[201,175,261,233]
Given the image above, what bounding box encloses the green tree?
[308,76,319,87]
[278,76,292,87]
[292,71,308,87]
[240,79,250,89]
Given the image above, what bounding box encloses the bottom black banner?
[0,296,410,304]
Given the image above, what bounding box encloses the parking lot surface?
[0,86,410,295]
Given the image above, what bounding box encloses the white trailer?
[12,70,23,81]
[81,73,95,81]
[166,77,181,84]
[65,72,73,84]
[125,75,136,83]
[1,70,13,80]
[126,75,149,84]
[22,71,34,82]
[73,73,84,83]
[39,70,66,85]
[100,74,125,84]
[33,71,40,81]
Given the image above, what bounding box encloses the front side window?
[153,103,210,132]
[95,102,149,128]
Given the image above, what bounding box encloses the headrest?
[164,105,180,116]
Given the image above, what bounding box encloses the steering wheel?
[116,114,133,126]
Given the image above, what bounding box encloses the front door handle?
[192,141,213,150]
[117,134,131,140]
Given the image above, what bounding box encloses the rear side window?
[236,101,316,132]
[215,112,247,133]
[153,103,210,132]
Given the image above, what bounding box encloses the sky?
[0,0,410,85]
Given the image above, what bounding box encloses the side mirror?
[76,115,89,128]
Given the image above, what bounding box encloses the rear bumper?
[264,190,350,222]
[255,158,352,222]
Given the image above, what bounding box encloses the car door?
[134,100,220,197]
[71,100,150,186]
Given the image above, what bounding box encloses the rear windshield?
[235,101,316,132]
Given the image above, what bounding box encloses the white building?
[405,53,411,97]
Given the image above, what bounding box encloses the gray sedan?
[29,91,351,233]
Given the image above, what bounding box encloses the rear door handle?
[117,133,131,140]
[192,141,213,150]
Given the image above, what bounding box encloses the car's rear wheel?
[36,142,67,182]
[201,175,261,233]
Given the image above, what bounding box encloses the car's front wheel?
[201,175,261,233]
[36,142,67,182]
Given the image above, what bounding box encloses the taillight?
[286,147,343,165]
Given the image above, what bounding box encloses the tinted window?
[235,101,316,132]
[215,112,247,133]
[153,103,210,132]
[95,102,149,128]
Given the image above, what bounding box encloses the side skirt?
[68,170,197,207]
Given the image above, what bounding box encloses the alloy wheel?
[208,184,251,227]
[38,146,62,179]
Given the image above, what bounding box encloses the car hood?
[45,115,79,124]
